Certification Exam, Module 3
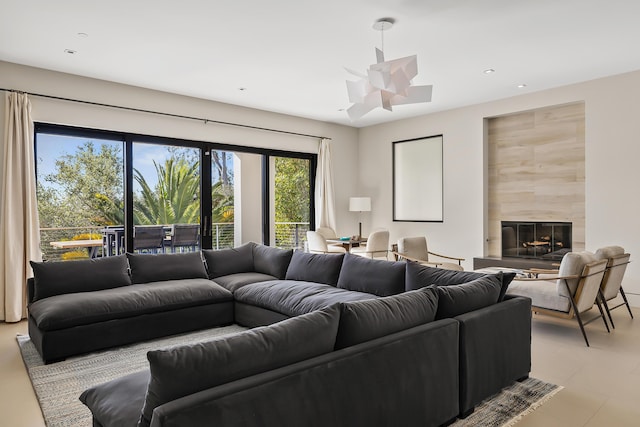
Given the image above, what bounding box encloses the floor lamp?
[349,197,371,240]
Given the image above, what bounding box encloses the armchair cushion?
[556,251,596,298]
[30,255,131,302]
[202,242,255,279]
[406,261,515,301]
[126,252,207,284]
[506,279,570,312]
[138,305,340,427]
[432,273,503,319]
[335,286,439,349]
[252,244,293,279]
[337,253,405,296]
[285,251,344,286]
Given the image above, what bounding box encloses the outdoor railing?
[39,222,307,261]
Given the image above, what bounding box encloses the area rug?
[18,328,561,427]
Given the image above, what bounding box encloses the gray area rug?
[18,327,561,427]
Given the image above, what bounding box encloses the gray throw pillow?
[30,255,131,301]
[253,244,293,279]
[126,252,207,284]
[285,251,345,286]
[335,287,439,350]
[405,261,515,301]
[138,305,340,427]
[432,273,503,319]
[337,253,405,296]
[202,242,255,279]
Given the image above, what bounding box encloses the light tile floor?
[1,302,638,427]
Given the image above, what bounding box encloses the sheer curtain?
[0,92,41,322]
[314,138,337,232]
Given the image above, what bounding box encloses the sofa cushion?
[252,244,293,279]
[126,252,207,284]
[29,279,232,331]
[235,280,377,317]
[337,253,405,296]
[556,251,597,298]
[80,370,150,427]
[213,272,278,293]
[285,251,344,286]
[29,255,131,302]
[335,286,439,350]
[138,305,340,427]
[406,261,516,301]
[202,242,255,279]
[432,273,503,319]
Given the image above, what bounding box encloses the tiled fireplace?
[501,221,572,261]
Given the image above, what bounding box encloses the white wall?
[359,70,640,306]
[0,60,360,240]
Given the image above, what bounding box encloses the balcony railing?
[40,222,308,261]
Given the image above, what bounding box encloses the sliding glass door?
[34,123,316,260]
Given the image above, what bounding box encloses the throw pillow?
[138,305,340,427]
[202,242,255,279]
[30,255,131,302]
[405,261,515,301]
[337,253,405,296]
[253,244,293,279]
[285,251,345,286]
[126,252,208,285]
[335,286,439,350]
[432,273,503,319]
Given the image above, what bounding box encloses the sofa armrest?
[150,319,460,427]
[455,296,532,416]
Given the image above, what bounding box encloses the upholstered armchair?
[306,231,346,254]
[506,251,609,346]
[351,229,389,259]
[393,236,464,271]
[594,246,633,327]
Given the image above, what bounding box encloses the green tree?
[274,157,310,222]
[133,158,200,224]
[38,141,123,228]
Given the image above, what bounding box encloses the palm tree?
[134,158,200,225]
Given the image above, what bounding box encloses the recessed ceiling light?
[77,32,89,38]
[64,49,77,55]
[238,87,247,91]
[483,68,495,74]
[338,108,345,112]
[517,83,527,88]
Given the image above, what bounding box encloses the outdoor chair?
[393,236,464,271]
[306,231,346,254]
[351,229,389,259]
[506,251,609,347]
[133,225,166,254]
[169,224,200,253]
[594,246,633,328]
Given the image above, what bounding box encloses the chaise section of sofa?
[28,252,234,363]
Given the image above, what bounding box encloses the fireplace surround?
[501,221,572,261]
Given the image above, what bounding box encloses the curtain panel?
[0,92,41,322]
[314,138,337,232]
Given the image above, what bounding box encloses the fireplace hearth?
[501,221,572,261]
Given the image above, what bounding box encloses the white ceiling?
[3,0,640,128]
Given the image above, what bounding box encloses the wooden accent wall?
[487,102,585,257]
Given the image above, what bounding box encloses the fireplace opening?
[501,221,572,261]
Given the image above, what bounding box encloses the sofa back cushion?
[337,253,405,296]
[202,242,255,279]
[335,287,439,350]
[253,244,293,279]
[138,304,340,427]
[126,252,207,285]
[30,255,131,302]
[432,273,503,319]
[406,261,515,301]
[285,251,345,285]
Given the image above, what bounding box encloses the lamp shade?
[349,197,371,212]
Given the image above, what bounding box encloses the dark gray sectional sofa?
[27,242,532,426]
